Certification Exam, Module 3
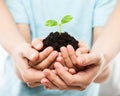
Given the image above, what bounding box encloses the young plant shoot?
[45,15,73,35]
[43,14,78,52]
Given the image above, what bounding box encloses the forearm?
[92,1,120,64]
[92,2,120,83]
[94,66,110,83]
[15,24,31,81]
[0,1,27,55]
[17,24,31,43]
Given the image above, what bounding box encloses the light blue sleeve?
[5,0,29,24]
[93,0,117,27]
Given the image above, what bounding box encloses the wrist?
[90,51,107,81]
[94,67,110,83]
[11,42,31,57]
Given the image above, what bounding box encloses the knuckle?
[57,70,63,76]
[35,65,44,70]
[66,79,74,86]
[22,72,32,83]
[59,84,68,90]
[40,61,50,70]
[29,61,36,67]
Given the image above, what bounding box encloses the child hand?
[29,39,59,70]
[58,41,89,73]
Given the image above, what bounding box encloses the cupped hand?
[12,42,58,88]
[41,52,107,90]
[58,41,89,72]
[29,39,59,70]
[31,39,90,73]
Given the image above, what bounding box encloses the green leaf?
[61,15,73,24]
[45,20,58,27]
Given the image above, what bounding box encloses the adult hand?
[41,52,107,90]
[11,42,58,88]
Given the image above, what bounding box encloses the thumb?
[21,43,39,62]
[76,52,101,66]
[31,39,43,51]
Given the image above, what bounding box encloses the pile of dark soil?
[42,32,79,52]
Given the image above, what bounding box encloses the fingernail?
[67,45,71,48]
[60,46,66,52]
[51,51,58,56]
[48,47,53,51]
[31,52,37,60]
[36,43,42,49]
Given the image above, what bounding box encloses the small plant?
[45,15,73,35]
[42,14,78,52]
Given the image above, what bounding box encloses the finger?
[64,67,69,71]
[33,51,58,70]
[54,62,74,81]
[41,78,57,89]
[22,69,45,83]
[38,47,54,61]
[61,45,80,72]
[76,52,101,66]
[29,47,53,66]
[46,85,85,91]
[42,78,85,91]
[43,69,68,89]
[60,47,73,68]
[21,43,39,62]
[67,45,77,65]
[66,86,86,91]
[31,38,43,50]
[51,70,57,74]
[16,56,46,83]
[54,62,85,87]
[49,64,54,69]
[55,62,100,89]
[55,62,93,87]
[54,62,74,85]
[55,52,65,66]
[68,68,76,74]
[76,48,82,56]
[19,59,45,82]
[41,70,85,91]
[79,48,89,54]
[27,81,42,88]
[56,55,65,66]
[78,41,89,53]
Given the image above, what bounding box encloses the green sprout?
[45,15,73,35]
